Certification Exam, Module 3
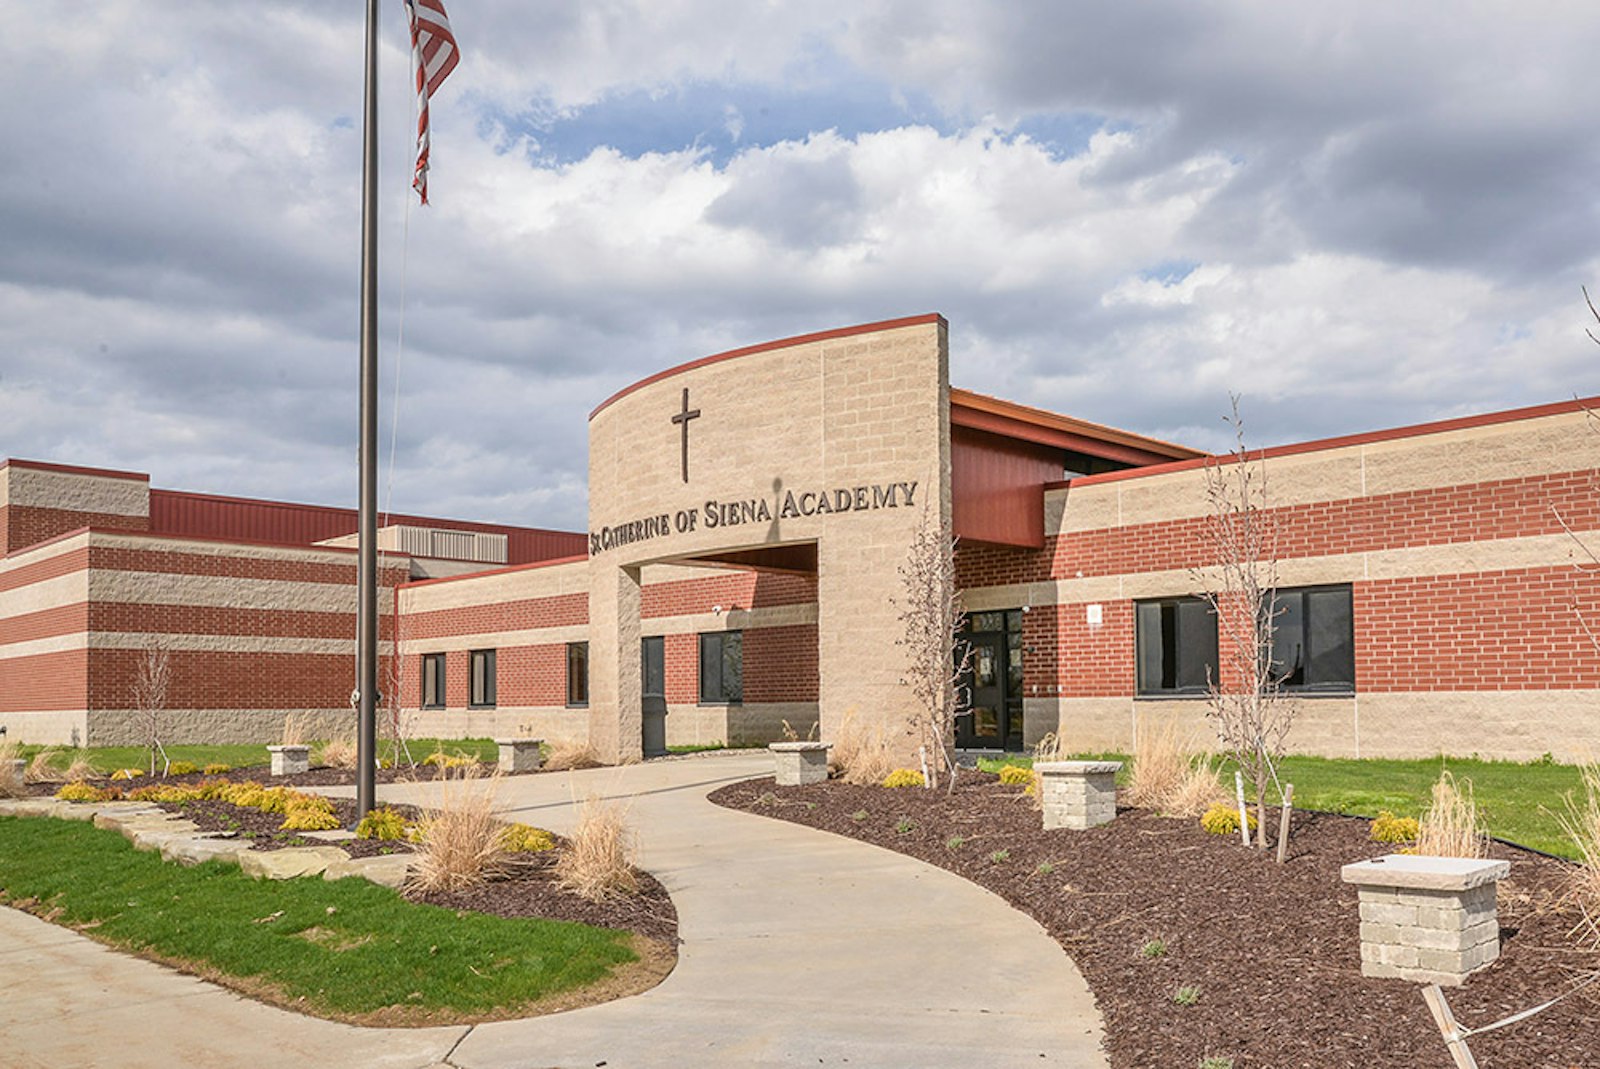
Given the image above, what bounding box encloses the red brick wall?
[665,633,698,704]
[0,649,88,712]
[744,624,820,702]
[642,572,816,618]
[403,592,587,640]
[4,506,144,556]
[1358,566,1600,691]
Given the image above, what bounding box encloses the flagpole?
[355,0,381,819]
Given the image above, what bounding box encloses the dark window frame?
[698,630,743,705]
[566,641,589,707]
[1135,596,1219,697]
[1265,584,1356,694]
[469,648,497,709]
[421,653,446,710]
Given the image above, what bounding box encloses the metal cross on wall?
[671,387,701,483]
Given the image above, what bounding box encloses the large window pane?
[1136,597,1217,695]
[699,631,743,704]
[566,642,589,706]
[1265,586,1354,693]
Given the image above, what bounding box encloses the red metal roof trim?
[589,314,947,420]
[1045,394,1600,492]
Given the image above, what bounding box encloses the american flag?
[405,0,460,205]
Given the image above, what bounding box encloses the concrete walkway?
[0,753,1107,1069]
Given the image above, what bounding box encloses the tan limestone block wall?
[586,318,951,765]
[1047,405,1600,539]
[398,558,589,615]
[2,466,149,517]
[1028,691,1600,762]
[86,706,354,747]
[411,707,590,747]
[0,709,90,747]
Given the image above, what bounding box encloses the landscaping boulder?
[239,846,349,880]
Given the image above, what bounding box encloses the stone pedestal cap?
[1034,760,1123,775]
[266,744,310,753]
[769,742,831,753]
[494,737,544,746]
[1341,854,1510,891]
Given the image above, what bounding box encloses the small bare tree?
[134,643,172,776]
[1196,397,1292,848]
[896,508,972,791]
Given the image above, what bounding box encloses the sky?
[4,2,1600,534]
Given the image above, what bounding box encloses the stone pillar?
[1341,855,1510,985]
[495,738,544,774]
[6,758,26,784]
[769,742,831,786]
[588,564,642,765]
[267,745,310,777]
[1035,760,1121,830]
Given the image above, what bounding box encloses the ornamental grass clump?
[24,747,65,784]
[1558,761,1600,949]
[543,739,603,772]
[0,741,22,798]
[407,770,509,895]
[1415,770,1487,859]
[831,710,897,786]
[1200,802,1256,837]
[882,768,926,789]
[1127,721,1228,818]
[317,737,359,770]
[554,795,639,902]
[1370,811,1421,844]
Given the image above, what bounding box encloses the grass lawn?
[0,815,639,1023]
[977,752,1590,859]
[16,737,503,776]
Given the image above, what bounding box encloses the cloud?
[1,3,1597,537]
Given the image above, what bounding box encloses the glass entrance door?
[955,609,1025,751]
[641,636,666,758]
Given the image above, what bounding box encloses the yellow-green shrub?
[998,765,1035,788]
[422,751,477,770]
[167,761,200,776]
[203,763,232,774]
[254,787,296,814]
[355,806,410,841]
[500,823,556,853]
[1371,811,1421,844]
[882,768,926,789]
[1200,802,1257,837]
[128,783,203,804]
[281,799,342,831]
[109,768,143,781]
[56,781,119,802]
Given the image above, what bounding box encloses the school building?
[4,315,1599,761]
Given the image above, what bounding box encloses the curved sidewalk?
[0,753,1107,1069]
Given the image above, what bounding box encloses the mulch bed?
[23,768,678,948]
[710,773,1600,1069]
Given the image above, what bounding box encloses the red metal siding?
[148,490,585,564]
[951,427,1059,548]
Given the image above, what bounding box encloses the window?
[699,631,743,704]
[421,653,445,709]
[469,649,496,708]
[566,642,589,707]
[1266,585,1354,692]
[1136,597,1218,695]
